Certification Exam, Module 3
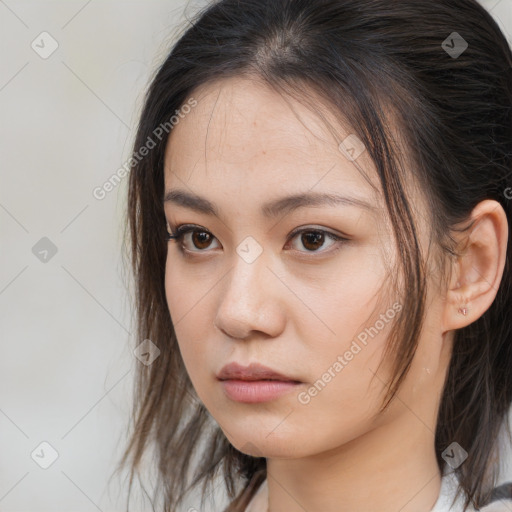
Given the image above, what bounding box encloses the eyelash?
[165,223,349,258]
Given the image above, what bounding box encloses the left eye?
[286,227,347,253]
[166,224,349,255]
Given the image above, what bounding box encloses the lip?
[217,362,303,403]
[217,362,300,382]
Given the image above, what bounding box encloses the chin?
[224,430,308,459]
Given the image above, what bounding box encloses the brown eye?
[288,227,347,254]
[166,225,221,253]
[191,230,214,250]
[300,231,325,251]
[167,223,348,258]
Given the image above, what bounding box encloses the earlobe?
[442,200,508,333]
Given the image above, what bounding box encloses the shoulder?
[478,500,512,512]
[434,472,512,512]
[479,482,512,512]
[243,475,512,512]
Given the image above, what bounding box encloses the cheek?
[164,260,215,397]
[272,323,395,458]
[279,254,396,444]
[293,243,391,354]
[164,254,216,330]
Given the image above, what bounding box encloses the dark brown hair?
[116,1,512,510]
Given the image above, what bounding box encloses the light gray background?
[1,1,511,511]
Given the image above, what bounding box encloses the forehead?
[163,75,380,204]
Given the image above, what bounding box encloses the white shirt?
[244,471,512,512]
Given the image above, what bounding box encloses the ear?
[442,199,508,332]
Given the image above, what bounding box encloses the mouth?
[218,377,301,382]
[216,362,303,403]
[216,361,301,382]
[219,379,302,403]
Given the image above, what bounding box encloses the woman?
[117,0,512,510]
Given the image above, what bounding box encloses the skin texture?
[162,75,508,512]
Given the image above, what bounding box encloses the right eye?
[166,224,221,254]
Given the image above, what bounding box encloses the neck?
[266,414,442,512]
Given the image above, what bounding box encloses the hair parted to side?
[115,1,512,510]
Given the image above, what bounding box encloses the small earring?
[458,306,468,316]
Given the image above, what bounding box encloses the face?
[163,75,447,459]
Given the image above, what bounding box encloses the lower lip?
[220,379,302,403]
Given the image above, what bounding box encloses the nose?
[213,250,286,341]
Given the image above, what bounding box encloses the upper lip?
[217,362,301,382]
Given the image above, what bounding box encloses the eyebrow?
[163,189,376,219]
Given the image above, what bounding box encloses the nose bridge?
[214,242,284,339]
[223,244,267,314]
[227,234,268,301]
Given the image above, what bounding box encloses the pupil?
[193,231,211,249]
[303,232,323,251]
